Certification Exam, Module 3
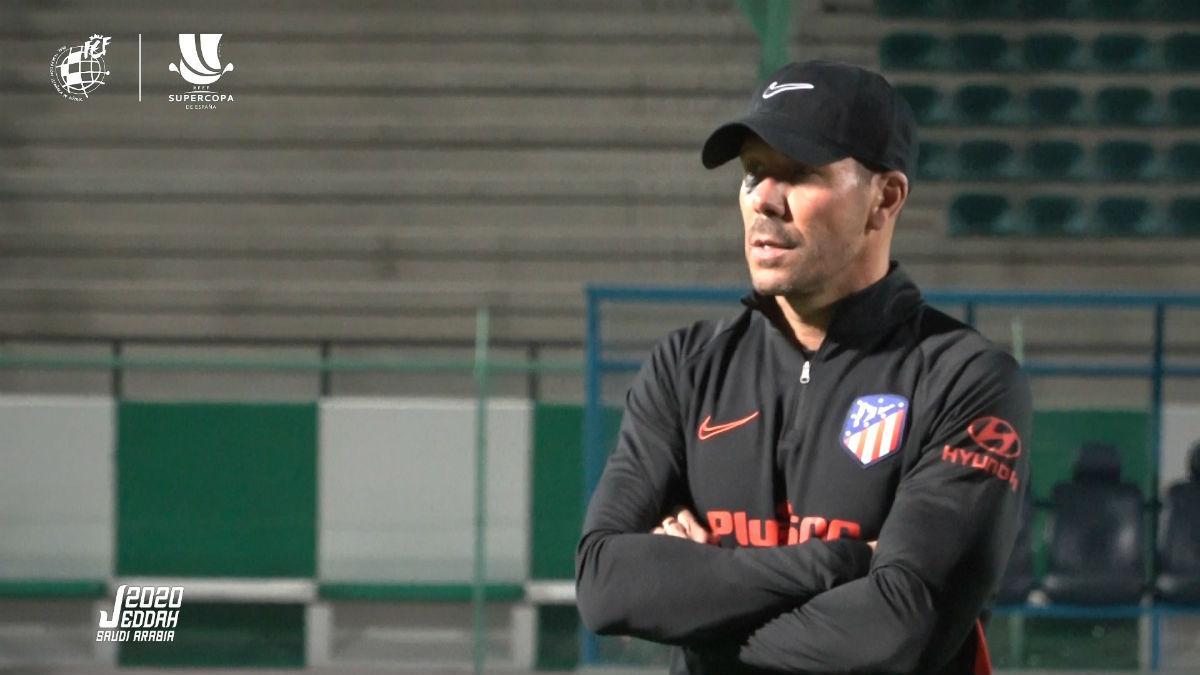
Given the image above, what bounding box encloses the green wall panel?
[529,403,620,580]
[118,602,305,667]
[117,402,317,577]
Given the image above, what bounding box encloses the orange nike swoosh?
[697,411,760,441]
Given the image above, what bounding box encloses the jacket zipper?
[800,360,811,384]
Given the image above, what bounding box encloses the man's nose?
[747,178,786,217]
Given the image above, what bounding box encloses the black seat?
[1042,443,1146,604]
[1157,442,1200,603]
[996,485,1036,604]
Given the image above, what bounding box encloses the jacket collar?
[741,261,923,346]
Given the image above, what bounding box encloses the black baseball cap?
[701,60,918,177]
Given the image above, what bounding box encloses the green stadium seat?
[1168,88,1200,125]
[1087,0,1155,19]
[1167,198,1200,236]
[1163,34,1200,71]
[1095,141,1158,180]
[1026,141,1088,180]
[1017,0,1085,18]
[1093,197,1159,235]
[949,0,1015,18]
[1022,195,1086,235]
[949,193,1015,236]
[957,140,1018,179]
[1091,34,1156,71]
[915,141,953,180]
[896,84,949,126]
[1166,142,1200,179]
[880,33,948,71]
[875,0,946,17]
[951,33,1013,71]
[1022,33,1086,71]
[1027,87,1087,125]
[954,85,1018,125]
[1160,0,1200,19]
[1095,87,1158,126]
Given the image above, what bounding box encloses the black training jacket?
[576,263,1031,675]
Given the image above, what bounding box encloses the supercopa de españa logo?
[168,33,235,110]
[96,584,183,643]
[50,34,111,101]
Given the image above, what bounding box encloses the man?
[575,60,1031,675]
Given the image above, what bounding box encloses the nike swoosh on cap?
[697,410,761,440]
[762,81,815,99]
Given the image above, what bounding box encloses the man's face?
[738,135,875,300]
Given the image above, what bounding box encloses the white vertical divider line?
[138,34,142,102]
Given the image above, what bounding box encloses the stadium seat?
[915,141,953,181]
[875,0,946,17]
[957,140,1018,179]
[1156,442,1200,602]
[1087,0,1155,19]
[951,33,1012,71]
[954,85,1018,125]
[1167,87,1200,125]
[996,487,1037,604]
[1166,142,1200,179]
[1042,443,1146,605]
[949,193,1014,236]
[895,84,949,126]
[1022,195,1086,235]
[1017,0,1085,18]
[1160,0,1200,19]
[1093,197,1159,235]
[948,0,1015,18]
[1027,86,1087,125]
[1022,33,1086,71]
[1095,140,1158,181]
[1167,198,1200,236]
[1091,34,1156,71]
[880,33,948,71]
[1094,87,1158,126]
[1163,33,1200,71]
[1026,141,1088,180]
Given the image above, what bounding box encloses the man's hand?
[651,507,714,544]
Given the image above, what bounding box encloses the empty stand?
[1025,141,1088,180]
[1027,86,1089,125]
[1091,33,1157,71]
[954,84,1019,125]
[1094,197,1160,235]
[951,33,1013,71]
[1163,33,1200,71]
[1023,196,1087,236]
[1095,87,1159,126]
[1167,87,1200,125]
[1096,140,1159,181]
[957,140,1018,180]
[950,193,1015,235]
[1022,33,1086,71]
[880,32,946,71]
[1167,198,1200,236]
[1042,443,1146,604]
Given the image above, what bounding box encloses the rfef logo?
[96,584,183,643]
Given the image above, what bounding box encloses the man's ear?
[867,171,908,232]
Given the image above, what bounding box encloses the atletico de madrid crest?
[841,394,909,467]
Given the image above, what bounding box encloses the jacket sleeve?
[718,348,1032,673]
[575,332,874,645]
